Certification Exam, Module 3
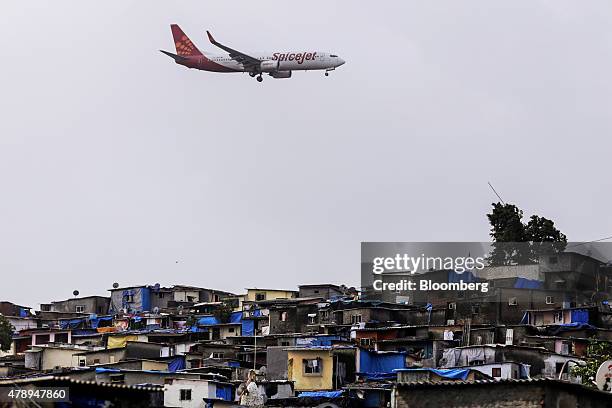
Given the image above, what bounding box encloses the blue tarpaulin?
[570,309,589,324]
[229,311,242,324]
[89,316,112,329]
[216,384,233,401]
[298,391,344,398]
[395,368,470,380]
[357,372,397,381]
[168,357,186,372]
[296,336,344,347]
[514,278,543,289]
[359,350,406,375]
[198,316,220,326]
[95,367,121,373]
[227,361,241,367]
[241,319,254,336]
[59,318,85,329]
[547,322,596,335]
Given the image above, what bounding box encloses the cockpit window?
[330,54,338,58]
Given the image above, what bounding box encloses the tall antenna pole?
[488,181,505,204]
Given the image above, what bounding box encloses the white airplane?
[161,24,345,82]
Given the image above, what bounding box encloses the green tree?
[487,202,567,266]
[213,302,234,324]
[524,215,567,260]
[572,340,612,387]
[0,315,14,352]
[487,203,528,265]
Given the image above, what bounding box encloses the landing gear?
[249,72,257,77]
[325,72,329,77]
[256,75,263,82]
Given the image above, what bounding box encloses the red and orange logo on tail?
[171,25,202,57]
[175,35,197,56]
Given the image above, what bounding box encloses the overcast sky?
[1,1,611,307]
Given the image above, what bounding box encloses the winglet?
[206,30,216,44]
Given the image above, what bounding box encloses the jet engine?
[259,60,280,72]
[270,71,292,79]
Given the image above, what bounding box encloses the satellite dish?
[73,290,79,297]
[112,282,119,289]
[595,359,612,392]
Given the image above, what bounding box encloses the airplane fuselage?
[178,51,343,73]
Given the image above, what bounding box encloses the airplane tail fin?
[170,24,203,57]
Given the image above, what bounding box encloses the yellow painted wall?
[107,334,139,349]
[287,350,334,391]
[246,289,296,302]
[142,360,169,371]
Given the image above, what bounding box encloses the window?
[255,293,266,301]
[55,333,68,343]
[360,338,372,347]
[93,359,100,364]
[553,311,563,323]
[313,290,319,294]
[303,358,322,375]
[212,352,225,359]
[75,305,85,313]
[109,374,124,384]
[280,341,290,346]
[351,314,362,324]
[546,296,554,305]
[35,334,50,345]
[508,297,518,306]
[124,294,134,303]
[158,292,165,298]
[213,294,220,302]
[308,314,316,324]
[492,367,501,378]
[78,358,86,367]
[448,302,456,310]
[180,389,192,401]
[330,54,338,57]
[228,327,235,333]
[471,304,481,315]
[280,311,288,322]
[320,310,329,320]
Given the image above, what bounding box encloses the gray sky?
[1,1,611,308]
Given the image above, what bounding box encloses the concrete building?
[245,288,298,302]
[392,378,611,408]
[46,296,110,315]
[163,378,234,407]
[286,346,356,391]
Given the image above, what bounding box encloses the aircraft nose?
[337,58,345,67]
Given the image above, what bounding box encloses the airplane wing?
[206,31,261,71]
